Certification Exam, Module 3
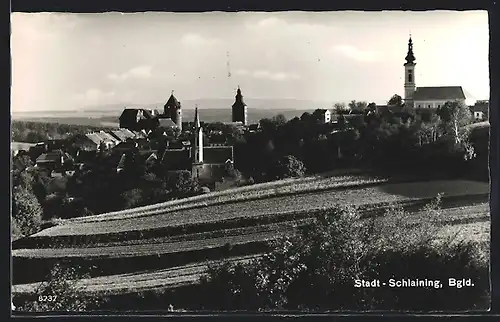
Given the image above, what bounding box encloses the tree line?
[226,98,479,183]
[11,121,111,143]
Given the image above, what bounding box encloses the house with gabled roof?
[119,108,158,132]
[471,100,489,121]
[35,149,71,170]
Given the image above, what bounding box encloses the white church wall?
[414,99,465,109]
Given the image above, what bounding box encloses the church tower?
[193,105,203,164]
[404,35,417,109]
[232,86,248,125]
[164,90,182,131]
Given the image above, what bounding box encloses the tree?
[272,114,287,126]
[437,100,473,145]
[272,155,306,179]
[120,188,144,209]
[16,264,103,312]
[166,170,198,196]
[388,94,403,108]
[366,102,377,114]
[347,100,368,114]
[333,102,348,115]
[12,186,43,237]
[259,118,277,133]
[12,153,33,171]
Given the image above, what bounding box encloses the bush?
[14,263,105,312]
[271,155,306,180]
[11,186,43,237]
[198,196,489,311]
[120,188,144,209]
[166,170,199,197]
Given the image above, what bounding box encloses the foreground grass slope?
[12,203,490,297]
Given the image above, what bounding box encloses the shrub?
[120,188,144,209]
[271,155,307,180]
[14,263,105,312]
[11,186,43,237]
[198,196,489,311]
[166,170,199,197]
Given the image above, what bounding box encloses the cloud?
[234,69,300,81]
[75,89,116,106]
[107,65,153,81]
[180,33,221,47]
[331,45,380,62]
[246,16,336,36]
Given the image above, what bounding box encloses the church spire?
[234,86,245,104]
[405,34,416,65]
[194,104,200,128]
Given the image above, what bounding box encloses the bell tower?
[164,90,182,131]
[404,35,417,109]
[232,86,248,125]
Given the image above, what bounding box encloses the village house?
[471,100,489,121]
[35,149,72,171]
[109,128,136,142]
[316,109,332,123]
[119,108,158,132]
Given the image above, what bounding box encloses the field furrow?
[13,255,261,295]
[13,203,489,260]
[65,171,373,224]
[32,180,489,238]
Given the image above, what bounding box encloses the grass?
[13,209,490,297]
[64,172,381,224]
[13,203,489,260]
[13,255,262,296]
[31,180,489,238]
[13,231,281,259]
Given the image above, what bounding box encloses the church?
[402,36,474,109]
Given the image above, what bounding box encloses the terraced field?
[32,180,489,238]
[13,255,261,296]
[12,203,490,296]
[12,177,490,300]
[64,171,382,224]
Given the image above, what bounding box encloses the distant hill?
[81,98,333,113]
[12,98,334,125]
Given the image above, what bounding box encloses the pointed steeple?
[232,86,248,125]
[234,85,246,106]
[405,35,416,65]
[194,104,200,128]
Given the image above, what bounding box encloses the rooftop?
[203,146,234,164]
[413,86,466,101]
[157,117,177,128]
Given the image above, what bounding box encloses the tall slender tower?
[404,35,417,109]
[164,90,182,131]
[232,86,248,125]
[193,105,203,164]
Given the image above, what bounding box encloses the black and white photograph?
[10,10,491,313]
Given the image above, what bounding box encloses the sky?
[11,10,489,112]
